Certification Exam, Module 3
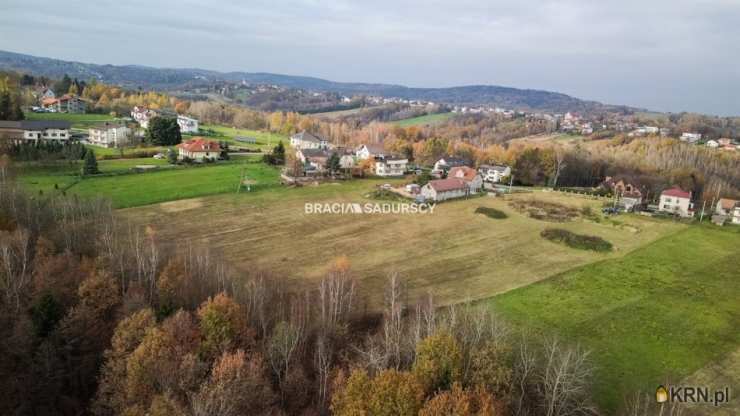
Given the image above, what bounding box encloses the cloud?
[0,0,738,115]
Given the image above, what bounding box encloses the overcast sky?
[2,0,739,115]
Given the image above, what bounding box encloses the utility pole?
[699,199,707,222]
[509,174,514,194]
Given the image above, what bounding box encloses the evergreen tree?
[81,149,99,176]
[146,117,182,146]
[326,152,341,174]
[167,148,178,164]
[273,141,285,164]
[54,74,72,96]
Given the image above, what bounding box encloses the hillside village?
[1,76,739,226]
[5,0,740,411]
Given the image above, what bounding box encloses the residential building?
[36,87,55,99]
[355,143,386,160]
[297,148,330,171]
[88,122,132,148]
[478,164,511,183]
[715,198,739,216]
[448,166,483,193]
[658,188,694,217]
[177,115,199,134]
[680,132,702,144]
[290,131,330,150]
[432,156,471,175]
[375,156,408,177]
[619,191,643,212]
[706,140,719,148]
[334,147,355,169]
[177,137,221,162]
[0,120,71,142]
[421,178,468,201]
[131,106,158,128]
[41,94,87,113]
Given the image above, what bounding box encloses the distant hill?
[0,49,636,114]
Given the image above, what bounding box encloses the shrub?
[540,228,612,252]
[474,207,507,219]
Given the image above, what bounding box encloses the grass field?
[15,156,276,208]
[200,124,287,151]
[25,112,121,129]
[391,112,456,127]
[122,189,683,307]
[487,225,740,413]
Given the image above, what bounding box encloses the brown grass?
[122,183,683,308]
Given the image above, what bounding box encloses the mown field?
[488,225,740,413]
[199,124,287,151]
[122,188,683,307]
[391,112,456,127]
[15,155,277,208]
[25,112,121,129]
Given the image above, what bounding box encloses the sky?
[1,0,739,116]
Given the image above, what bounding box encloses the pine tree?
[81,149,99,176]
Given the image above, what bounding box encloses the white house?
[335,147,355,169]
[680,132,702,144]
[88,122,132,148]
[375,156,408,177]
[0,120,71,142]
[131,106,158,128]
[658,188,694,217]
[619,191,643,212]
[355,143,386,160]
[290,131,330,150]
[432,156,471,175]
[448,166,483,193]
[177,115,199,134]
[421,178,468,201]
[478,164,511,183]
[177,137,221,162]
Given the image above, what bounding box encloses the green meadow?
[488,225,740,413]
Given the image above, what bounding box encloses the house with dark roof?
[0,120,72,142]
[290,131,330,150]
[297,148,330,171]
[355,143,386,160]
[658,188,694,217]
[432,156,471,176]
[421,178,468,201]
[177,137,221,162]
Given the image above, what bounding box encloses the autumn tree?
[331,369,424,416]
[412,330,463,394]
[197,293,252,359]
[192,349,275,416]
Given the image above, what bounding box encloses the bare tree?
[0,228,31,311]
[552,145,567,188]
[539,338,596,416]
[317,257,356,334]
[383,272,405,369]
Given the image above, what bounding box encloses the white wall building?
[88,122,132,148]
[375,157,408,177]
[290,131,330,150]
[478,164,511,183]
[421,178,468,201]
[177,115,199,134]
[177,138,221,162]
[658,188,694,217]
[0,120,71,142]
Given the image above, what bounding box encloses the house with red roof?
[421,178,468,201]
[177,137,221,162]
[41,94,87,113]
[448,166,483,193]
[658,187,694,217]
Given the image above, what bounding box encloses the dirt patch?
[509,198,579,222]
[158,198,204,213]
